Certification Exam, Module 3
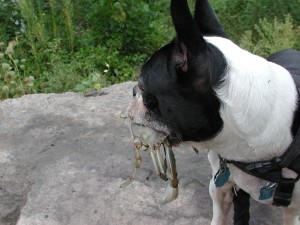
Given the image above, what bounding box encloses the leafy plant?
[1,0,299,100]
[88,0,169,55]
[75,70,110,93]
[0,0,22,43]
[212,0,300,44]
[240,15,300,57]
[0,40,35,99]
[7,0,170,97]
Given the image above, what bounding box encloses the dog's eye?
[138,78,145,92]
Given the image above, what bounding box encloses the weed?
[0,40,35,99]
[240,15,300,57]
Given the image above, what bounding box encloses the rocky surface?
[0,82,282,225]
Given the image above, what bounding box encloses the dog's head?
[129,0,228,144]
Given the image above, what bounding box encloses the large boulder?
[0,82,281,225]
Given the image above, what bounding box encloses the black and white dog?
[129,0,300,224]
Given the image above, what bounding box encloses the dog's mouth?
[126,94,171,135]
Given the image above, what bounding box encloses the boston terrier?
[129,0,300,224]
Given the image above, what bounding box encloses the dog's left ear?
[194,0,227,38]
[170,0,210,88]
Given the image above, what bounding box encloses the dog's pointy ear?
[170,0,208,74]
[194,0,227,38]
[171,0,206,54]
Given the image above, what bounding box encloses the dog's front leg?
[209,179,234,225]
[208,150,234,225]
[283,208,300,225]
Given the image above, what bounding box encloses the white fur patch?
[201,37,298,162]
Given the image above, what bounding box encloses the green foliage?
[240,15,300,57]
[15,39,116,94]
[0,41,35,99]
[18,0,75,50]
[1,0,300,100]
[212,0,300,44]
[0,0,171,100]
[88,0,169,55]
[75,71,110,93]
[0,1,22,43]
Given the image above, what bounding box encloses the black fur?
[267,49,300,137]
[233,189,250,225]
[194,0,227,38]
[138,0,227,143]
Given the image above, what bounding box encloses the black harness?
[228,89,300,207]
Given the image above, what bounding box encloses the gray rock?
[0,82,281,225]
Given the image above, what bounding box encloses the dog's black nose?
[133,85,138,97]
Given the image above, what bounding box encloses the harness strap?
[229,155,300,182]
[273,178,295,207]
[229,158,300,206]
[228,158,281,183]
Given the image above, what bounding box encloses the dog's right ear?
[194,0,227,38]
